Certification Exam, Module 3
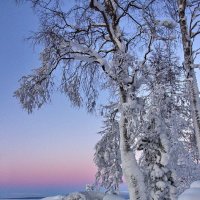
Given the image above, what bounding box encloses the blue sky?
[0,0,101,197]
[1,0,200,198]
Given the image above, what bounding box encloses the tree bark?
[119,87,147,200]
[178,0,200,157]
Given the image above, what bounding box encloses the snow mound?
[41,192,105,200]
[65,192,86,200]
[178,188,200,200]
[103,194,126,200]
[41,192,127,200]
[191,181,200,188]
[81,191,104,200]
[42,195,65,200]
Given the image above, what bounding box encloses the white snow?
[190,181,200,188]
[41,193,87,200]
[65,192,86,200]
[178,189,200,200]
[156,181,166,191]
[41,192,127,200]
[191,64,200,69]
[41,181,200,200]
[178,181,200,200]
[103,194,126,200]
[41,195,65,200]
[159,20,177,29]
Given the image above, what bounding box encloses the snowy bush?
[85,184,94,191]
[81,191,105,200]
[103,194,126,200]
[65,193,86,200]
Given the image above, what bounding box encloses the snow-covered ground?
[42,195,65,200]
[178,181,200,200]
[41,192,127,200]
[42,181,200,200]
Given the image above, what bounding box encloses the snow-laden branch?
[90,0,124,51]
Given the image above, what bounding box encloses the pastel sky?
[1,0,200,199]
[0,0,102,197]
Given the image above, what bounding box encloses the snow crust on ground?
[81,191,105,200]
[103,194,126,200]
[190,181,200,188]
[41,191,127,200]
[65,192,86,200]
[42,195,65,200]
[42,180,200,200]
[178,181,200,200]
[178,189,200,200]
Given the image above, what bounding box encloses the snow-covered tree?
[165,0,200,158]
[177,0,200,158]
[15,0,200,199]
[93,41,200,197]
[138,40,200,197]
[94,107,122,193]
[15,1,160,199]
[138,49,177,200]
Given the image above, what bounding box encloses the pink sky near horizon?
[0,102,100,189]
[0,1,102,195]
[0,159,96,187]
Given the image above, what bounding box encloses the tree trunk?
[188,71,200,156]
[178,0,200,157]
[119,87,147,200]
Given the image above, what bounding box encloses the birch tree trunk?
[178,0,200,157]
[119,87,147,200]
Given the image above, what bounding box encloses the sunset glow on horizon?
[0,0,101,196]
[0,156,97,187]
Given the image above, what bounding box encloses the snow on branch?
[157,19,177,29]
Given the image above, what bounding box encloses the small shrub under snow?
[65,193,86,200]
[103,194,126,200]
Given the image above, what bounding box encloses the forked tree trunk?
[178,0,200,157]
[119,88,147,200]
